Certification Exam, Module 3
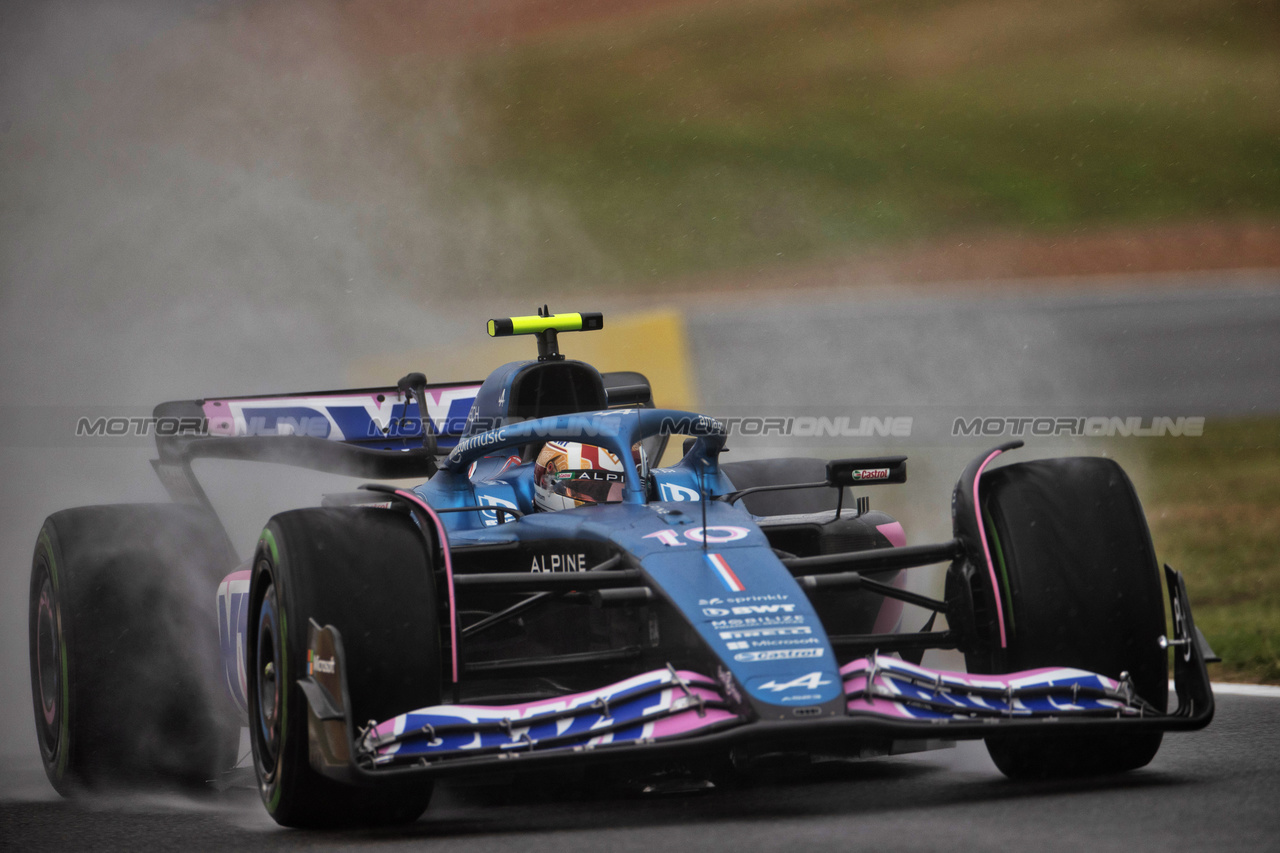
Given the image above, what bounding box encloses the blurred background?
[1,0,1277,784]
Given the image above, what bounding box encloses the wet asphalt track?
[1,693,1276,851]
[4,3,1280,846]
[2,279,1280,850]
[687,276,1280,414]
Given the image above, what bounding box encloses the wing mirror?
[826,455,907,486]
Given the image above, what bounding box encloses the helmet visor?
[549,469,626,505]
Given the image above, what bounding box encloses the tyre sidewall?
[982,458,1167,709]
[248,509,439,827]
[970,457,1168,778]
[27,506,239,792]
[248,524,317,823]
[30,523,74,794]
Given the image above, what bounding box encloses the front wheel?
[248,507,440,827]
[962,456,1168,779]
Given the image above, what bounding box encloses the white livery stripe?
[707,553,745,593]
[1175,681,1280,698]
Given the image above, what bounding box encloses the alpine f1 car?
[29,309,1215,826]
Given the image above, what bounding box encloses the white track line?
[1169,680,1280,698]
[1212,683,1280,698]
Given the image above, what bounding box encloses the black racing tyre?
[967,457,1168,779]
[247,507,440,828]
[28,504,240,794]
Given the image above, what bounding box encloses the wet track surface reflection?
[2,695,1277,852]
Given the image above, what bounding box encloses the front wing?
[299,566,1214,784]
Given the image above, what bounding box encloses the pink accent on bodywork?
[202,400,235,435]
[838,656,1100,687]
[870,522,907,633]
[650,708,739,737]
[839,657,1129,719]
[393,489,459,683]
[973,449,1008,648]
[871,577,906,634]
[199,385,481,438]
[875,521,907,548]
[839,672,918,719]
[373,670,724,742]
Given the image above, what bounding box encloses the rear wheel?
[966,457,1168,779]
[248,507,440,827]
[28,505,240,794]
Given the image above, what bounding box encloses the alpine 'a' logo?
[758,671,832,693]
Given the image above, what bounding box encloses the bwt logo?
[703,604,797,616]
[208,390,478,441]
[243,414,331,437]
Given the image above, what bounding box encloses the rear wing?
[150,381,482,504]
[149,372,654,504]
[156,382,481,453]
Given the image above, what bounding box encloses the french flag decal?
[707,553,745,592]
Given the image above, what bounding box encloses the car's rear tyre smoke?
[248,507,439,828]
[965,457,1168,779]
[27,505,241,794]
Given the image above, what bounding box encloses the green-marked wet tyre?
[248,507,440,828]
[968,456,1168,779]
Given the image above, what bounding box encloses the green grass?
[1137,417,1280,683]
[389,0,1280,286]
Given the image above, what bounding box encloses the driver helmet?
[533,441,649,511]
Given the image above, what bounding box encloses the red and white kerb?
[706,553,745,593]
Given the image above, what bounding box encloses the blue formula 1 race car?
[28,309,1215,826]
